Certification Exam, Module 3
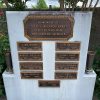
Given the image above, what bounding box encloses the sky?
[26,0,100,8]
[0,0,100,8]
[77,0,100,7]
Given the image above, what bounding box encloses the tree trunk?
[59,0,64,11]
[81,0,86,10]
[84,0,88,10]
[93,0,99,11]
[82,0,88,11]
[68,2,71,11]
[88,0,93,10]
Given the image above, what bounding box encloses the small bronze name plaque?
[39,80,60,87]
[19,52,42,61]
[17,42,42,51]
[24,14,74,40]
[56,52,79,61]
[20,62,43,70]
[55,62,78,70]
[56,42,80,51]
[55,72,77,79]
[21,71,43,79]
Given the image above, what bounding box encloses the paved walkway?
[0,96,98,100]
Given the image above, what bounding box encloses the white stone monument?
[3,11,96,100]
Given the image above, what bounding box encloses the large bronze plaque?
[21,71,43,79]
[19,52,42,61]
[24,14,74,40]
[56,42,80,51]
[56,52,79,61]
[20,62,43,70]
[55,62,78,70]
[39,80,60,87]
[17,42,42,51]
[55,72,77,79]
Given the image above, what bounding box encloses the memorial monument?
[2,3,96,100]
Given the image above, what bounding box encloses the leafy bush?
[0,1,6,8]
[36,0,48,10]
[0,34,10,96]
[3,0,26,11]
[93,47,100,100]
[32,5,36,9]
[11,1,26,11]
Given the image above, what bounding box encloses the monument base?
[3,70,96,100]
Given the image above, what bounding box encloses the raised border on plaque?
[17,42,42,51]
[24,14,74,40]
[18,52,42,61]
[20,62,43,70]
[55,72,77,79]
[55,62,78,70]
[56,42,80,51]
[56,52,80,61]
[21,71,43,79]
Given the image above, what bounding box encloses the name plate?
[19,52,42,61]
[20,62,43,70]
[24,14,74,40]
[21,71,43,79]
[17,42,42,51]
[56,42,80,51]
[55,62,78,70]
[56,53,79,61]
[55,72,77,79]
[39,80,60,87]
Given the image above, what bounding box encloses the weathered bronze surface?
[85,51,95,74]
[55,72,77,79]
[5,51,13,73]
[39,80,60,87]
[24,14,74,40]
[18,52,42,61]
[20,62,43,70]
[56,52,79,61]
[17,42,42,51]
[56,42,80,51]
[55,62,78,70]
[21,71,43,79]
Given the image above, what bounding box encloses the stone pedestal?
[3,11,96,100]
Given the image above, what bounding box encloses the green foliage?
[36,0,48,10]
[0,34,10,96]
[32,5,36,9]
[0,34,10,55]
[93,47,100,100]
[0,1,4,8]
[0,0,7,8]
[52,6,60,9]
[0,33,10,72]
[0,89,3,96]
[7,0,26,11]
[64,0,84,8]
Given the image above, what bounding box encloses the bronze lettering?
[18,52,42,61]
[20,62,43,70]
[17,42,42,51]
[55,72,77,79]
[21,71,43,79]
[56,52,79,61]
[39,80,60,87]
[56,42,80,51]
[55,62,78,70]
